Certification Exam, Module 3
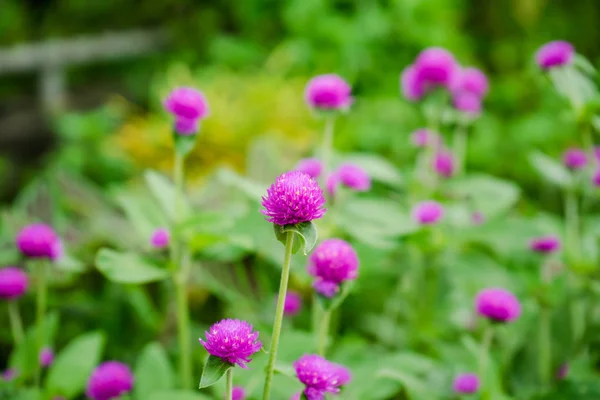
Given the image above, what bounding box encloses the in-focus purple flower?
[261,171,326,226]
[293,354,351,400]
[86,361,134,400]
[475,288,521,323]
[305,74,352,111]
[0,267,28,300]
[40,347,54,368]
[232,386,246,400]
[452,373,480,394]
[535,41,575,70]
[199,319,262,369]
[451,67,489,98]
[295,158,323,179]
[411,128,440,148]
[453,92,482,115]
[400,65,424,102]
[413,47,458,90]
[16,223,61,260]
[412,201,444,225]
[562,148,587,170]
[281,291,303,316]
[164,87,209,121]
[308,239,359,298]
[433,150,455,178]
[150,228,170,249]
[1,368,18,381]
[472,211,485,225]
[556,363,569,380]
[529,235,561,254]
[337,163,371,192]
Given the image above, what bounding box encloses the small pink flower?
[413,47,458,89]
[308,239,359,298]
[529,235,561,254]
[556,363,569,380]
[293,354,351,400]
[0,267,28,300]
[163,87,209,120]
[281,291,302,316]
[337,163,371,192]
[150,228,170,249]
[295,158,323,179]
[452,373,479,394]
[433,150,455,178]
[562,148,587,170]
[475,288,521,323]
[40,347,54,368]
[326,173,341,197]
[305,74,352,110]
[453,92,482,115]
[16,223,61,260]
[472,211,485,225]
[86,361,134,400]
[232,386,246,400]
[199,319,262,369]
[411,128,440,148]
[451,67,489,98]
[412,201,444,225]
[535,41,574,70]
[400,65,424,102]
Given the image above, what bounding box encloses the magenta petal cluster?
[39,347,54,368]
[411,128,440,148]
[337,163,371,192]
[150,228,170,249]
[163,87,209,136]
[308,239,359,298]
[305,74,352,111]
[433,150,455,178]
[412,201,444,225]
[400,65,424,102]
[529,235,561,254]
[232,386,246,400]
[535,41,575,70]
[261,171,326,226]
[293,354,352,400]
[453,92,482,115]
[16,223,62,260]
[414,47,457,89]
[562,148,587,170]
[86,361,134,400]
[475,288,521,323]
[282,291,303,316]
[451,67,489,98]
[452,373,480,394]
[199,319,261,368]
[295,158,324,179]
[0,267,28,300]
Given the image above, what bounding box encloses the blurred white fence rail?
[0,29,167,114]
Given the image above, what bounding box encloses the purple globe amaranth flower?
[475,288,521,323]
[261,171,326,226]
[305,74,352,111]
[1,368,18,381]
[529,235,561,254]
[150,228,170,249]
[433,150,455,178]
[164,87,209,121]
[556,363,569,380]
[452,373,480,394]
[562,148,587,170]
[282,290,303,316]
[326,173,340,197]
[451,67,489,98]
[337,163,371,192]
[453,91,482,115]
[86,361,134,400]
[39,347,54,368]
[412,201,444,225]
[411,128,441,148]
[308,239,359,298]
[535,41,575,70]
[400,65,424,102]
[232,386,246,400]
[413,47,458,90]
[293,354,351,400]
[174,116,200,136]
[16,223,61,260]
[0,267,28,300]
[199,319,261,369]
[295,158,323,179]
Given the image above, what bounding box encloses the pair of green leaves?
[273,221,319,255]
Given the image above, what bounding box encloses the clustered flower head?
[451,67,489,98]
[412,201,444,225]
[308,239,359,298]
[86,361,134,400]
[150,228,170,249]
[327,163,371,197]
[163,87,209,135]
[199,319,262,369]
[562,148,587,170]
[0,267,28,300]
[232,386,246,400]
[475,288,521,323]
[39,347,55,368]
[529,235,561,254]
[16,223,62,261]
[282,290,303,316]
[295,158,324,179]
[411,128,440,148]
[293,354,352,400]
[535,40,575,70]
[401,48,457,102]
[305,74,352,111]
[452,373,480,394]
[433,150,455,178]
[261,171,326,226]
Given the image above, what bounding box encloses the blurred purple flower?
[535,41,575,70]
[150,228,170,249]
[337,163,371,192]
[1,368,18,381]
[293,354,351,400]
[281,290,303,316]
[40,347,54,368]
[451,67,489,98]
[295,158,323,179]
[16,223,61,260]
[452,373,480,394]
[472,211,485,225]
[326,173,340,197]
[475,288,521,323]
[556,363,569,380]
[86,361,134,400]
[199,319,261,368]
[412,201,444,225]
[433,150,455,178]
[174,117,200,136]
[529,235,561,254]
[400,65,424,102]
[592,169,600,186]
[308,239,359,298]
[562,148,587,170]
[411,128,440,148]
[453,92,482,115]
[164,87,209,121]
[0,267,28,300]
[413,47,458,90]
[305,74,352,110]
[232,386,246,400]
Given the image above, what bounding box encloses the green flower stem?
[317,308,332,356]
[263,231,295,400]
[172,151,192,389]
[479,324,494,397]
[564,187,580,262]
[225,368,233,400]
[321,116,335,177]
[35,260,49,387]
[453,121,468,176]
[539,308,552,386]
[8,301,24,345]
[582,124,597,168]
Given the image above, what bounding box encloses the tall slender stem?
[453,122,468,176]
[317,308,332,356]
[564,187,580,262]
[8,301,24,345]
[479,325,494,399]
[225,368,233,400]
[262,232,295,400]
[35,260,48,387]
[539,308,552,386]
[582,124,597,168]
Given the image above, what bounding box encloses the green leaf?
[529,151,572,188]
[148,391,211,400]
[134,342,175,399]
[145,170,185,220]
[46,332,105,399]
[342,153,404,187]
[95,248,169,284]
[448,174,520,219]
[274,221,318,255]
[173,133,197,156]
[198,355,232,388]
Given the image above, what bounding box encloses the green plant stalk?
[262,231,295,400]
[564,187,580,263]
[320,116,335,178]
[539,308,552,386]
[35,260,49,387]
[582,124,597,168]
[453,122,468,176]
[479,325,494,398]
[317,308,332,356]
[8,301,24,345]
[225,368,233,400]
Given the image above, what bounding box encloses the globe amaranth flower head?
[400,65,424,102]
[413,47,458,89]
[281,290,303,316]
[451,67,489,98]
[453,91,482,116]
[411,128,441,148]
[304,74,352,111]
[86,361,134,400]
[412,201,444,225]
[232,386,246,400]
[163,87,209,135]
[337,163,371,192]
[308,239,359,298]
[261,171,326,226]
[39,347,54,368]
[433,150,455,178]
[16,223,62,260]
[295,158,323,179]
[293,354,351,400]
[452,373,480,394]
[0,267,28,300]
[529,235,561,254]
[199,319,262,369]
[150,228,170,249]
[475,288,521,323]
[562,148,587,170]
[535,41,575,70]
